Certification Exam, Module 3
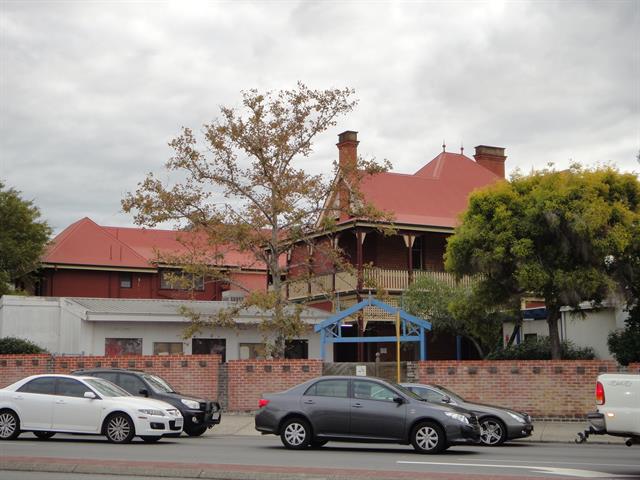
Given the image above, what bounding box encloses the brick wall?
[409,360,638,418]
[226,359,322,411]
[0,354,220,400]
[1,356,638,416]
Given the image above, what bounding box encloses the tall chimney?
[337,131,358,221]
[474,145,506,178]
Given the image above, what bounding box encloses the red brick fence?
[1,355,638,417]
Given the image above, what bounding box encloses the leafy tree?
[446,165,640,359]
[123,84,389,357]
[403,276,507,358]
[0,182,51,296]
[0,336,47,354]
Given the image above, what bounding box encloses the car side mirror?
[441,395,451,404]
[393,396,404,405]
[139,389,149,397]
[84,391,97,399]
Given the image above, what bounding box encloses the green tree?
[404,276,507,358]
[0,336,47,354]
[0,182,51,296]
[123,84,389,357]
[445,165,640,359]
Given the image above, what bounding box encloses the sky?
[1,0,638,234]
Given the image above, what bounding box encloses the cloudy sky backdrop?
[1,0,638,233]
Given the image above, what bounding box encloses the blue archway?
[314,296,432,361]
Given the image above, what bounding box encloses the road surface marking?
[397,461,627,478]
[463,458,639,468]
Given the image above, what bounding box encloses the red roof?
[44,218,262,270]
[352,151,500,228]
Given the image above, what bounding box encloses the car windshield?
[434,385,465,403]
[141,373,176,394]
[386,380,423,401]
[85,378,131,397]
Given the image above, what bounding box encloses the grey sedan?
[255,376,481,454]
[401,383,534,446]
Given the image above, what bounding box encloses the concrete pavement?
[210,413,627,444]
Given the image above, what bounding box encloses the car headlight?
[507,412,526,423]
[138,409,165,416]
[444,411,469,424]
[181,399,200,409]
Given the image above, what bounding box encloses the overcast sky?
[1,0,638,234]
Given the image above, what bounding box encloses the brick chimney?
[337,131,358,221]
[474,145,506,178]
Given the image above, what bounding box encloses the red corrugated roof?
[43,218,262,270]
[349,151,500,228]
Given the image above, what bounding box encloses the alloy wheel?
[0,412,18,440]
[480,419,505,445]
[106,415,133,443]
[284,422,306,446]
[415,425,439,451]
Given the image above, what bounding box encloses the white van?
[577,373,640,446]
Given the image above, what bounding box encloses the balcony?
[287,267,475,301]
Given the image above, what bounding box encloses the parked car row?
[0,369,221,443]
[255,375,533,454]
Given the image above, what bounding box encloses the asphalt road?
[1,433,639,480]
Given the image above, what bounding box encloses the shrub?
[0,336,47,354]
[607,327,640,366]
[487,336,595,360]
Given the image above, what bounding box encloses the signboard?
[355,365,367,376]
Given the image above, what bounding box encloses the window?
[192,338,226,362]
[160,271,204,291]
[153,342,184,355]
[119,273,132,288]
[105,338,142,356]
[119,374,147,395]
[304,379,349,398]
[56,378,91,398]
[239,343,267,360]
[412,386,445,403]
[17,377,56,395]
[91,372,119,384]
[353,380,396,402]
[285,340,308,359]
[411,236,423,270]
[524,333,538,343]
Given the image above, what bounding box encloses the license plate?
[174,418,183,427]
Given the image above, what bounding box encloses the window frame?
[304,379,350,398]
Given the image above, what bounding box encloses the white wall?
[0,296,330,360]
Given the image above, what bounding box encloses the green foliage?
[445,166,640,359]
[0,182,51,296]
[403,276,507,358]
[488,337,595,360]
[607,323,640,366]
[0,337,47,354]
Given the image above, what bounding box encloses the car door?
[14,377,56,430]
[51,378,102,433]
[300,379,350,436]
[349,379,406,440]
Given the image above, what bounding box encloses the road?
[0,433,639,480]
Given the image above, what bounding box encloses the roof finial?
[442,140,446,152]
[460,142,464,155]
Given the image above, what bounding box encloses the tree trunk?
[465,335,485,359]
[506,320,521,347]
[547,307,562,360]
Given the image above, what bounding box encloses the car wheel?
[140,436,161,443]
[280,417,311,450]
[33,431,55,440]
[310,439,328,448]
[0,410,20,440]
[411,421,447,454]
[104,413,135,444]
[480,417,507,446]
[184,424,208,437]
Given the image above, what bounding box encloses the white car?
[0,374,183,443]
